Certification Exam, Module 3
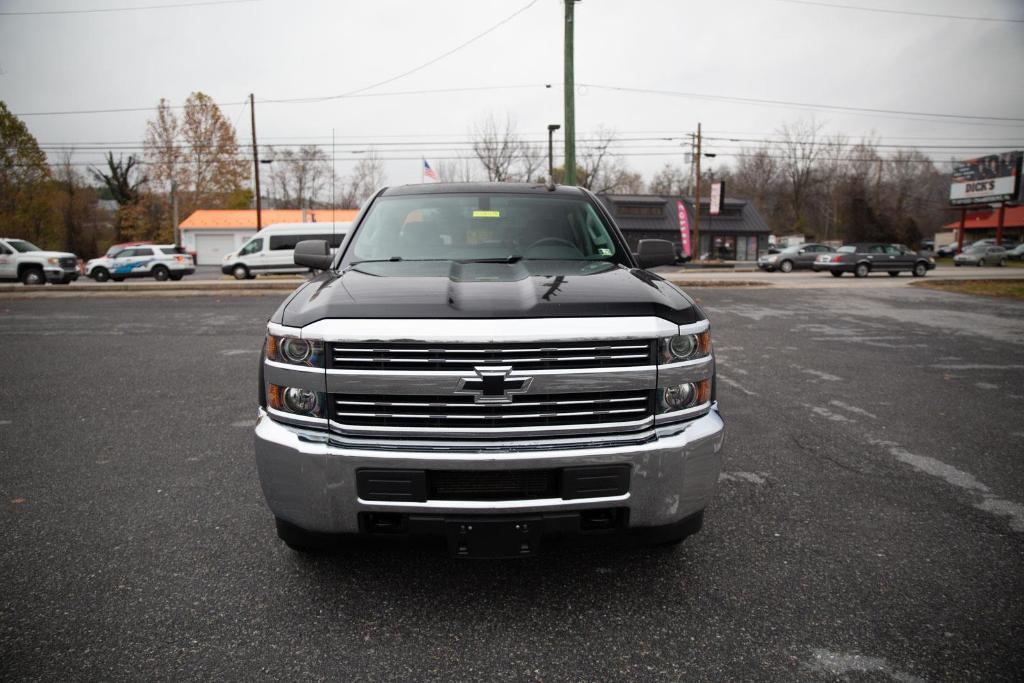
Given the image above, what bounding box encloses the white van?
[221,222,349,279]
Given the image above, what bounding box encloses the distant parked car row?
[757,242,934,277]
[0,236,198,286]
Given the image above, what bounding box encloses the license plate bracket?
[445,516,543,559]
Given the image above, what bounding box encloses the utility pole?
[693,122,702,261]
[563,0,576,185]
[250,93,262,231]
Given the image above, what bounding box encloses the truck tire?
[999,258,1006,267]
[977,259,985,267]
[888,271,900,277]
[92,267,110,282]
[20,267,45,285]
[912,263,928,277]
[779,260,794,273]
[854,263,870,278]
[232,264,250,280]
[830,271,843,277]
[152,265,170,281]
[169,273,184,281]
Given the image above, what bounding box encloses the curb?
[0,280,304,298]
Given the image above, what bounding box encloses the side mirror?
[294,240,333,270]
[636,239,677,269]
[798,248,806,254]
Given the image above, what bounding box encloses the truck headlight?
[268,384,325,418]
[267,335,324,367]
[657,379,711,414]
[658,330,711,364]
[47,257,59,265]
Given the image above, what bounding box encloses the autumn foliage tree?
[0,100,56,245]
[144,92,248,236]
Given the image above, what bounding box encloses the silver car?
[953,245,1008,267]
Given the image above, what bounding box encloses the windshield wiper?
[456,255,523,264]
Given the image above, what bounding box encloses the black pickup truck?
[254,183,724,558]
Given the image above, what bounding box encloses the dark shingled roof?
[598,194,770,235]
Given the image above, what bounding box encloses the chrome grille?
[330,390,654,429]
[59,257,78,269]
[329,340,654,371]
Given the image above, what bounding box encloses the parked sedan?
[953,245,1009,267]
[757,243,835,273]
[936,243,960,257]
[813,243,935,278]
[1005,243,1024,261]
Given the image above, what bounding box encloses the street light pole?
[547,124,561,179]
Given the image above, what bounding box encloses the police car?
[85,244,195,282]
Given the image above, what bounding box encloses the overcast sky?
[1,0,1022,187]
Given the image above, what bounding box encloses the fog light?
[664,383,696,411]
[283,387,319,414]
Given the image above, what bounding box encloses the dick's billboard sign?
[949,151,1022,205]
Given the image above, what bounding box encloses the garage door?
[194,234,237,265]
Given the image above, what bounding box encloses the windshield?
[7,239,41,253]
[837,245,857,253]
[347,194,621,263]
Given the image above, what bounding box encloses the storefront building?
[598,194,771,260]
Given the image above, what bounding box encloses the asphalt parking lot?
[1,287,1022,681]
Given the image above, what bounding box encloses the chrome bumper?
[254,406,725,534]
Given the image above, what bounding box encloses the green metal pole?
[564,0,576,185]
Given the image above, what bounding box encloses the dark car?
[936,242,960,257]
[757,243,835,273]
[812,243,935,278]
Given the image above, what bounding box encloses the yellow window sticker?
[472,210,501,218]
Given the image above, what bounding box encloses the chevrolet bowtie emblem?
[455,365,533,404]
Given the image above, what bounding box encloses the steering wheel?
[524,237,584,257]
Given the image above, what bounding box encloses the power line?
[0,0,259,16]
[579,83,1024,124]
[770,0,1024,24]
[12,84,548,117]
[261,0,541,104]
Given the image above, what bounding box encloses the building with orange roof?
[180,209,358,264]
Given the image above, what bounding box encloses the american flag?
[422,159,439,182]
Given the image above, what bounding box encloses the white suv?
[85,244,196,282]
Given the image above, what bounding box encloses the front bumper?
[44,267,78,282]
[254,406,725,535]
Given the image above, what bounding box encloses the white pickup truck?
[0,237,80,285]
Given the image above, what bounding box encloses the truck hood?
[28,250,77,260]
[278,260,700,327]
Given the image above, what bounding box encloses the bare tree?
[578,126,616,191]
[776,119,826,231]
[436,156,479,183]
[649,163,688,195]
[266,145,331,209]
[471,113,521,182]
[516,142,546,183]
[340,149,386,208]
